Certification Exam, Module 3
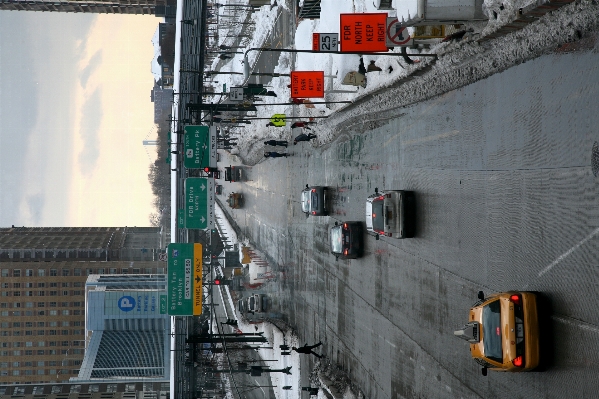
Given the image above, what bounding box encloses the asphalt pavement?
[219,46,599,399]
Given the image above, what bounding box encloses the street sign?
[386,18,413,47]
[184,178,215,229]
[167,243,203,316]
[270,114,286,127]
[312,33,339,52]
[229,87,244,102]
[340,13,388,52]
[290,71,325,98]
[184,125,217,169]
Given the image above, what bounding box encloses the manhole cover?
[593,142,599,177]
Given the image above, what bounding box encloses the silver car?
[301,185,329,216]
[365,188,416,239]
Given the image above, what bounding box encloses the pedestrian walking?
[292,342,323,358]
[264,140,288,147]
[293,133,317,145]
[291,121,313,130]
[264,151,289,158]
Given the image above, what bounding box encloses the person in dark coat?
[264,151,288,158]
[292,342,323,358]
[264,140,288,147]
[290,121,313,130]
[293,133,317,145]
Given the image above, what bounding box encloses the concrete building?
[0,0,176,16]
[0,381,168,399]
[75,274,170,381]
[0,227,165,385]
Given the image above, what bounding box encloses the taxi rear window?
[371,199,384,232]
[482,299,503,363]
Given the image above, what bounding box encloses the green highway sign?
[167,243,203,316]
[184,178,215,229]
[184,125,217,169]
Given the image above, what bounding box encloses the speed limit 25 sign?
[312,33,339,52]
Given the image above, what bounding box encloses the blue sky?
[0,12,160,227]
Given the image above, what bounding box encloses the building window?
[73,321,81,327]
[73,310,81,315]
[62,341,69,346]
[73,302,82,307]
[25,282,33,288]
[13,350,21,356]
[14,302,21,308]
[97,268,105,274]
[1,269,8,277]
[86,269,93,275]
[50,282,58,288]
[38,331,44,336]
[73,330,82,335]
[1,311,8,317]
[62,291,69,296]
[62,330,69,335]
[49,291,57,296]
[109,268,117,274]
[1,292,9,297]
[38,302,45,307]
[26,269,34,277]
[25,291,33,297]
[38,269,45,277]
[73,269,82,276]
[25,350,32,355]
[37,311,45,316]
[50,269,57,276]
[49,330,56,335]
[73,282,82,287]
[49,322,58,327]
[37,369,45,375]
[25,331,33,336]
[38,322,44,327]
[13,270,21,277]
[38,291,45,296]
[38,342,45,347]
[26,342,33,347]
[73,291,82,296]
[49,302,57,307]
[62,310,69,316]
[38,282,45,288]
[62,269,70,276]
[61,321,69,327]
[13,291,21,297]
[13,322,20,328]
[25,302,33,308]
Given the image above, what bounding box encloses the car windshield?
[301,190,311,212]
[371,198,385,232]
[482,299,503,363]
[330,225,343,253]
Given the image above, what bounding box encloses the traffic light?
[213,277,230,285]
[204,166,218,173]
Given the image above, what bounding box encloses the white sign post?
[229,87,244,102]
[312,33,339,52]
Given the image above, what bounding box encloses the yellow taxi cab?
[454,291,540,375]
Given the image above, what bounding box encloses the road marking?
[538,227,599,277]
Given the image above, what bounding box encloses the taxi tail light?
[509,294,521,305]
[343,249,348,256]
[512,356,524,367]
[312,211,316,215]
[343,223,348,229]
[311,189,316,193]
[378,195,385,201]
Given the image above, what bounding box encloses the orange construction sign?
[340,13,388,52]
[290,71,325,98]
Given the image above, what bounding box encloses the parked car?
[301,185,329,216]
[454,291,540,375]
[227,192,243,209]
[225,165,242,182]
[365,188,415,239]
[330,221,363,259]
[215,184,223,195]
